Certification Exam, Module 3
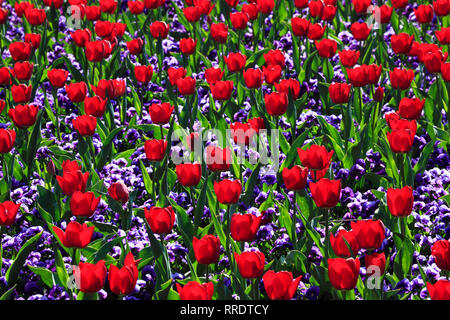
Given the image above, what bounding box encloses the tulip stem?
[205,265,209,282]
[52,88,61,141]
[0,226,3,277]
[324,209,330,265]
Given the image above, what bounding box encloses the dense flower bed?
[0,0,449,300]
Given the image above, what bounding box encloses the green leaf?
[28,265,55,288]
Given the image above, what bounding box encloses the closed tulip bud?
[53,221,94,248]
[427,280,450,300]
[56,171,89,196]
[0,201,20,226]
[366,64,382,84]
[210,23,228,43]
[310,178,341,208]
[47,159,56,176]
[127,38,143,55]
[11,84,32,103]
[149,21,170,39]
[168,67,187,86]
[176,77,196,96]
[205,67,224,85]
[374,86,384,102]
[144,139,167,161]
[0,8,8,24]
[351,219,385,250]
[71,29,91,47]
[262,64,282,84]
[230,12,249,30]
[72,115,97,136]
[315,38,337,58]
[398,97,425,120]
[263,270,302,300]
[329,83,351,104]
[230,213,262,242]
[298,144,333,171]
[339,50,360,67]
[0,100,4,115]
[145,206,176,234]
[214,179,242,204]
[8,104,38,128]
[206,146,231,172]
[73,260,107,293]
[242,3,259,20]
[291,17,310,37]
[328,258,360,290]
[176,281,214,300]
[307,23,326,40]
[179,38,197,55]
[0,129,16,153]
[66,82,88,103]
[148,102,174,124]
[350,22,371,41]
[211,80,234,101]
[224,52,247,73]
[25,8,46,25]
[414,5,434,24]
[108,252,139,295]
[176,163,202,187]
[70,191,101,218]
[391,33,414,55]
[193,234,221,265]
[431,240,450,271]
[386,129,415,153]
[330,229,360,257]
[84,96,107,118]
[282,166,308,191]
[365,252,386,275]
[108,182,129,204]
[265,92,288,116]
[128,0,145,14]
[134,65,153,83]
[390,68,414,90]
[48,69,69,88]
[234,251,265,279]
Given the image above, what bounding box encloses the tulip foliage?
[0,0,449,302]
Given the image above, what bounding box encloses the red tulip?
[350,22,371,41]
[262,64,282,84]
[8,104,38,129]
[128,0,145,14]
[297,144,333,171]
[427,280,450,300]
[71,29,91,47]
[148,102,174,124]
[0,129,16,154]
[346,65,368,87]
[387,186,414,217]
[309,178,341,208]
[108,252,139,295]
[291,17,310,37]
[168,67,187,86]
[144,206,176,234]
[127,38,143,55]
[230,122,256,145]
[294,0,308,8]
[214,179,242,204]
[391,33,414,55]
[183,6,201,22]
[144,0,164,9]
[386,129,415,153]
[13,62,33,81]
[176,77,196,96]
[275,79,301,99]
[329,83,351,104]
[0,67,13,86]
[210,23,228,43]
[0,201,20,226]
[414,4,434,24]
[225,0,238,6]
[436,27,450,45]
[0,8,8,24]
[73,260,107,293]
[352,0,370,13]
[211,80,234,101]
[48,69,69,88]
[195,0,214,15]
[62,159,82,173]
[205,146,231,172]
[248,117,265,133]
[53,221,94,248]
[308,0,323,17]
[372,4,393,24]
[149,21,170,38]
[66,82,88,103]
[56,171,89,196]
[70,191,101,218]
[72,115,97,136]
[263,270,302,300]
[224,52,247,73]
[257,0,275,14]
[389,68,414,90]
[330,229,360,258]
[230,12,248,30]
[85,40,105,62]
[391,0,408,9]
[108,182,129,204]
[431,240,450,271]
[230,213,262,242]
[282,165,308,191]
[365,252,386,275]
[193,234,221,265]
[176,281,214,300]
[11,84,32,103]
[24,8,46,25]
[204,67,224,85]
[351,219,385,250]
[327,258,360,290]
[14,2,34,17]
[144,139,167,161]
[179,38,197,55]
[339,50,360,67]
[434,0,450,16]
[307,23,326,40]
[315,39,337,58]
[398,97,425,120]
[134,65,153,83]
[264,92,288,116]
[84,96,107,118]
[234,251,265,279]
[242,3,259,20]
[100,0,118,13]
[374,86,384,102]
[176,163,202,186]
[264,49,285,68]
